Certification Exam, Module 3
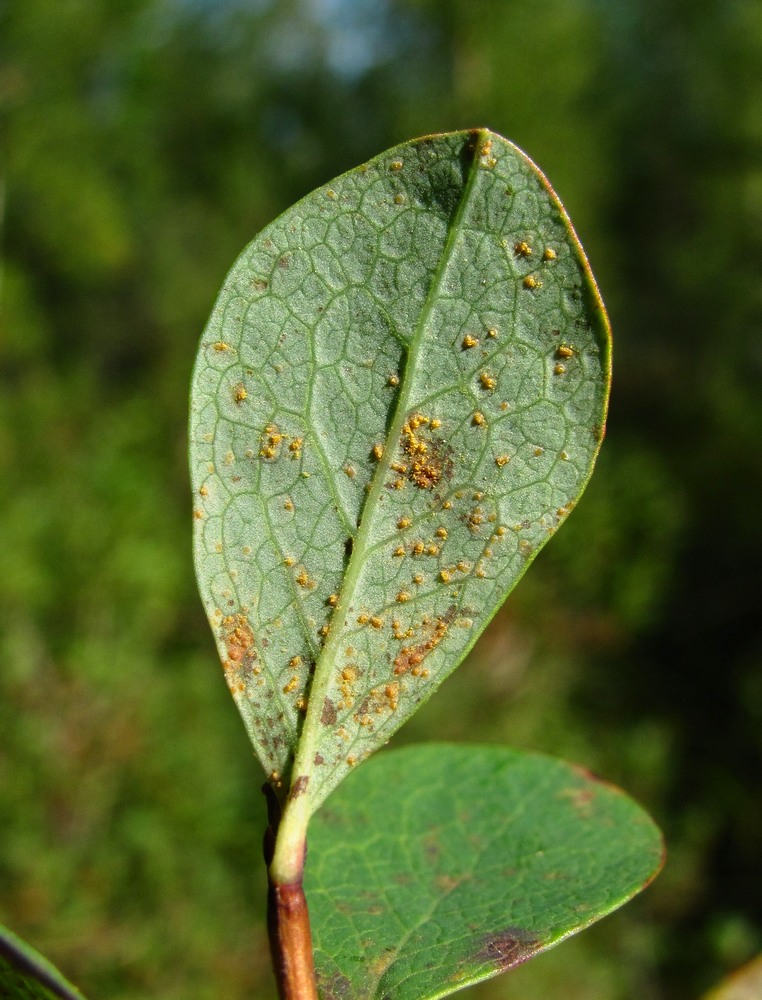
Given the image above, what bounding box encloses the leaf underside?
[0,924,88,1000]
[190,128,611,810]
[307,745,664,1000]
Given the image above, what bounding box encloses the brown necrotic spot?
[321,698,338,726]
[476,927,540,971]
[288,775,310,801]
[315,972,352,1000]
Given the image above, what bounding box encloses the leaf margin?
[0,923,88,1000]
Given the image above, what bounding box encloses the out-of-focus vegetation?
[1,1,760,998]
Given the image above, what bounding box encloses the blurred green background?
[1,1,760,998]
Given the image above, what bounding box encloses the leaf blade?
[190,130,611,805]
[306,745,663,1000]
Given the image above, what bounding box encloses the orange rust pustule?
[410,457,442,489]
[360,679,400,718]
[220,613,258,679]
[399,412,453,491]
[393,610,454,675]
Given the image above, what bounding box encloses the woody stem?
[264,785,318,1000]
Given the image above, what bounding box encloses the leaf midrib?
[287,130,486,807]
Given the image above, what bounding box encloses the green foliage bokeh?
[1,2,760,998]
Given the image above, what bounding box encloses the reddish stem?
[263,783,318,1000]
[268,879,318,1000]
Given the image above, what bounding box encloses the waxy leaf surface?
[307,745,664,1000]
[0,924,88,1000]
[190,129,610,809]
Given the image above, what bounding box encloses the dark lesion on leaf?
[288,775,310,801]
[344,536,354,561]
[476,927,540,971]
[321,698,338,726]
[315,971,352,1000]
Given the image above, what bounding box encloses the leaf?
[704,956,762,1000]
[306,744,663,1000]
[190,129,611,810]
[0,924,89,1000]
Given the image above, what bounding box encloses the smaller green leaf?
[705,955,762,1000]
[0,924,88,1000]
[307,744,663,1000]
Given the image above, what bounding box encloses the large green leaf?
[190,129,610,811]
[0,924,88,1000]
[307,745,663,1000]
